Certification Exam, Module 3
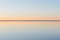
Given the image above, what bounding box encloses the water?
[0,22,60,40]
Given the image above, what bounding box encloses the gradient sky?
[0,0,60,18]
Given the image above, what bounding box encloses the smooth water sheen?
[0,22,60,40]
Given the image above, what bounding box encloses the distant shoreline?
[0,20,60,22]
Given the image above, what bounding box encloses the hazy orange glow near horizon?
[0,17,60,20]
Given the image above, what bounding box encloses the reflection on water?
[0,22,60,40]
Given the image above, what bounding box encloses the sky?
[0,0,60,19]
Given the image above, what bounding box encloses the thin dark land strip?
[0,20,60,22]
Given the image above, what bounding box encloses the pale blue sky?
[0,0,60,18]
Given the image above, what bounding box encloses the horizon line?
[0,20,60,22]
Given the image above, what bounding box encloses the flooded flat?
[0,22,60,40]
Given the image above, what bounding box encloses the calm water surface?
[0,22,60,40]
